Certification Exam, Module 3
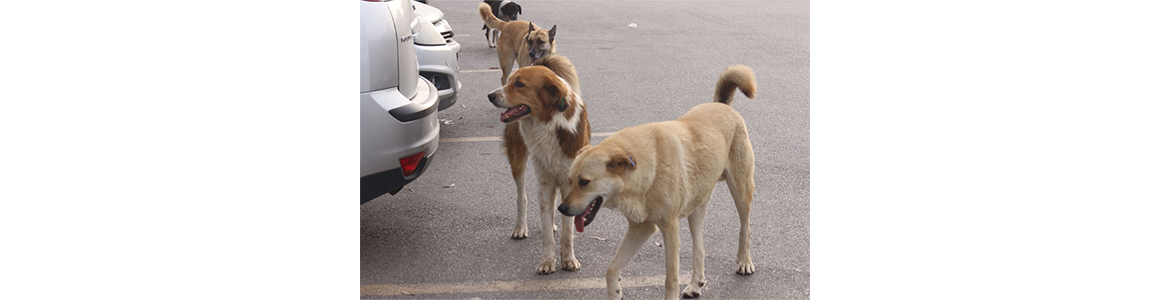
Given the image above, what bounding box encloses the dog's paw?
[736,261,755,275]
[682,281,706,298]
[560,258,580,271]
[536,259,558,275]
[607,288,622,300]
[511,227,528,239]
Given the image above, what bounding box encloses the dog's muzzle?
[528,50,546,65]
[560,196,604,233]
[487,86,507,108]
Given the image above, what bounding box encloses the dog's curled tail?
[479,2,507,30]
[713,65,757,105]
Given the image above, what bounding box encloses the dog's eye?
[514,81,525,88]
[578,179,590,187]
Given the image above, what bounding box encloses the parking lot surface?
[362,1,808,298]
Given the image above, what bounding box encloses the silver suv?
[412,1,461,110]
[360,0,440,203]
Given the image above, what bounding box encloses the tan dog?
[478,2,557,85]
[558,66,758,299]
[488,54,590,275]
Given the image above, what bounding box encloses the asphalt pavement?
[362,0,808,298]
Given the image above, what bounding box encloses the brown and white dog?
[488,54,589,275]
[478,2,557,85]
[558,66,759,299]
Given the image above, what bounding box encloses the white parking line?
[439,136,503,143]
[360,273,685,296]
[453,34,471,37]
[440,132,617,143]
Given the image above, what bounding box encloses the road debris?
[655,241,662,247]
[590,236,606,241]
[401,291,415,295]
[439,118,455,125]
[403,186,413,192]
[627,23,637,28]
[444,183,456,188]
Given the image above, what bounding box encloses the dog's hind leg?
[682,204,709,298]
[725,133,757,275]
[490,29,500,48]
[607,221,657,300]
[484,26,494,48]
[505,124,529,239]
[498,50,515,85]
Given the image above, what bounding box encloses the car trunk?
[359,0,419,100]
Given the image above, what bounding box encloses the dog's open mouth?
[500,104,530,123]
[574,196,603,233]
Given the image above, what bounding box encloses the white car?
[412,2,461,111]
[361,0,440,203]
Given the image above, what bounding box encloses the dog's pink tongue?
[575,214,585,233]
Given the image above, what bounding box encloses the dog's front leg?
[535,178,558,274]
[510,170,528,239]
[607,221,656,300]
[661,219,682,300]
[558,185,580,271]
[682,205,709,298]
[505,127,529,239]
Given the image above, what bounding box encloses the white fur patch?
[489,86,508,108]
[516,75,583,186]
[519,117,572,182]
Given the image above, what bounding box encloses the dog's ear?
[543,77,568,112]
[548,25,557,42]
[607,151,636,173]
[575,145,593,157]
[516,4,522,15]
[528,22,535,33]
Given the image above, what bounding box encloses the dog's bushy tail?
[713,65,757,105]
[479,3,507,30]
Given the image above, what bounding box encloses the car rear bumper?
[360,151,433,204]
[360,77,441,203]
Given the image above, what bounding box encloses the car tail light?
[400,151,425,177]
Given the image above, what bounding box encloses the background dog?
[478,2,556,85]
[559,66,759,299]
[481,0,522,48]
[488,54,589,275]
